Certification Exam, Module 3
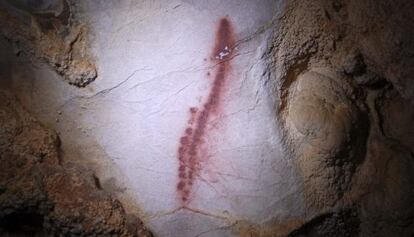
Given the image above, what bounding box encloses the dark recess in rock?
[288,208,360,237]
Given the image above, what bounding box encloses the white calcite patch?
[3,0,306,236]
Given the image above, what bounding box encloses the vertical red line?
[176,17,236,207]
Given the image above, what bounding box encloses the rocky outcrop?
[284,68,368,210]
[0,0,96,87]
[269,0,414,236]
[0,90,152,236]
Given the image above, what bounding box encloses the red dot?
[177,181,185,190]
[189,156,195,164]
[180,136,189,145]
[194,136,201,143]
[179,172,186,178]
[179,165,185,172]
[185,128,193,135]
[189,149,197,156]
[178,146,185,160]
[190,107,197,114]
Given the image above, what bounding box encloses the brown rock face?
[270,0,414,236]
[0,0,97,87]
[285,69,368,209]
[0,91,152,236]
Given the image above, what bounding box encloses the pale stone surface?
[1,0,306,236]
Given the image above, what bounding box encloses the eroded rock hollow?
[0,0,413,236]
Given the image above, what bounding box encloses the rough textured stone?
[285,69,368,210]
[0,90,152,236]
[0,0,97,87]
[269,0,414,236]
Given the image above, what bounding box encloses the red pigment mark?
[176,17,236,206]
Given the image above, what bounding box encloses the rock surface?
[2,1,296,236]
[270,0,414,236]
[0,0,413,236]
[0,0,97,87]
[0,91,152,236]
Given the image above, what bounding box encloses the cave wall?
[270,0,414,236]
[0,0,413,236]
[0,91,152,236]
